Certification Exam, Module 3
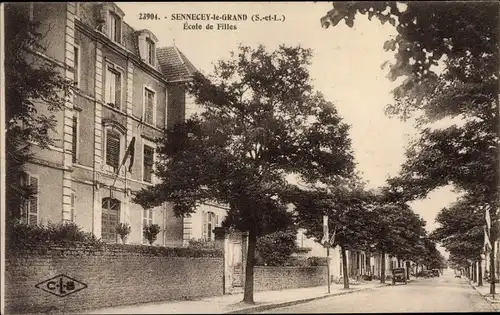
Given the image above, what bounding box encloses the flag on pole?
[486,208,491,231]
[321,215,329,245]
[119,136,136,173]
[484,225,492,251]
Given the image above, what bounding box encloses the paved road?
[255,270,495,313]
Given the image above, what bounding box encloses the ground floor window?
[102,197,120,242]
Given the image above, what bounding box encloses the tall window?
[20,173,39,225]
[72,115,78,163]
[203,211,218,241]
[143,144,154,183]
[109,11,121,43]
[143,208,153,244]
[105,67,121,109]
[73,45,80,87]
[144,88,155,125]
[146,38,155,66]
[70,192,76,222]
[102,197,120,242]
[106,129,121,172]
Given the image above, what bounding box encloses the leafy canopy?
[133,44,355,235]
[5,3,74,219]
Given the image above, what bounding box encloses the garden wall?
[5,244,224,314]
[254,266,327,292]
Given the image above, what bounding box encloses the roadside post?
[322,215,330,294]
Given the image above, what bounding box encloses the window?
[144,88,155,125]
[143,144,154,183]
[142,208,153,244]
[146,38,155,66]
[105,66,122,109]
[105,129,121,172]
[102,197,120,242]
[203,211,218,241]
[72,115,78,163]
[108,11,121,43]
[20,173,39,225]
[70,192,76,222]
[73,45,80,88]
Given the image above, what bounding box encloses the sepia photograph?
[1,1,499,313]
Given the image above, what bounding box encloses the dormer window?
[109,11,122,43]
[147,38,155,66]
[137,30,158,66]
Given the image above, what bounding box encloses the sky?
[118,2,460,254]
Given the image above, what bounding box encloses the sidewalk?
[83,280,391,314]
[468,280,500,311]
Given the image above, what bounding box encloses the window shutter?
[74,46,79,86]
[143,145,154,182]
[138,35,146,60]
[70,192,76,222]
[202,211,208,240]
[28,176,38,225]
[72,116,78,163]
[105,68,112,104]
[216,214,219,227]
[144,89,155,125]
[106,131,120,169]
[143,209,148,227]
[115,72,121,108]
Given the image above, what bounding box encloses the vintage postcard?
[1,1,499,314]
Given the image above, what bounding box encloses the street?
[254,269,495,313]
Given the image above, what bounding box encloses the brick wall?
[5,245,223,314]
[254,266,327,292]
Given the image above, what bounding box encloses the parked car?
[392,268,407,285]
[431,269,440,277]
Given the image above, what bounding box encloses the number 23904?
[139,13,160,20]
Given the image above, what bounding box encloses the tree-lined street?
[257,270,495,313]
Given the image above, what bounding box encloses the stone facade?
[15,2,203,245]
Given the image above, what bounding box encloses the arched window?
[101,197,120,242]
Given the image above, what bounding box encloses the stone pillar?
[214,227,226,294]
[62,2,77,222]
[214,227,226,250]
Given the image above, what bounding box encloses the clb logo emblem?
[36,274,87,297]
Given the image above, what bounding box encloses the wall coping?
[6,242,223,258]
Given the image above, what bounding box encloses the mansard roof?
[156,46,198,82]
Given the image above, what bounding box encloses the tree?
[133,45,355,303]
[290,181,375,289]
[255,229,299,266]
[321,1,499,293]
[5,3,73,220]
[369,202,427,283]
[430,196,486,285]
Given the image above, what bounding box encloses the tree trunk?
[381,251,386,284]
[243,226,257,303]
[479,259,483,287]
[406,261,411,280]
[341,245,349,289]
[490,241,496,295]
[473,263,477,283]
